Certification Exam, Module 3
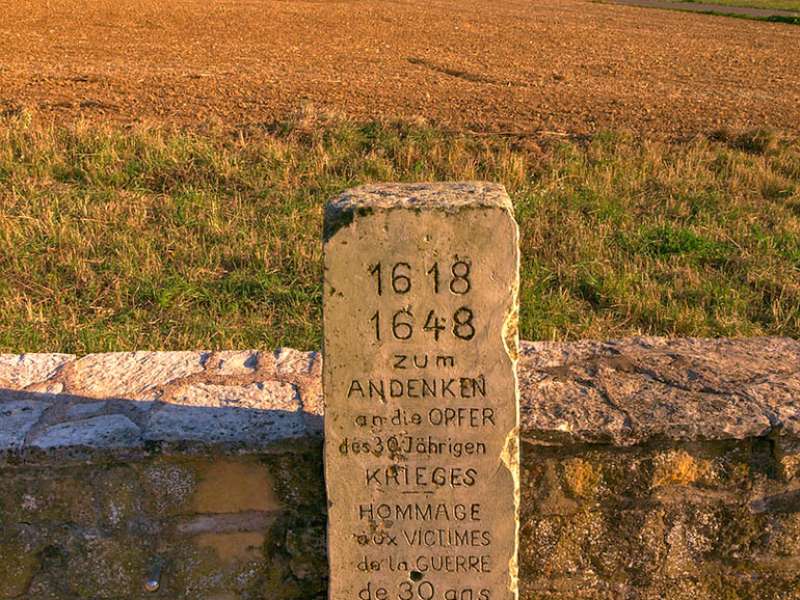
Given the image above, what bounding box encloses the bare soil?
[1,0,799,136]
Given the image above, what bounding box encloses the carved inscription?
[324,183,519,600]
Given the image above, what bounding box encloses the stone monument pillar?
[323,182,520,600]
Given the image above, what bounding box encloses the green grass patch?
[681,0,800,11]
[1,113,798,352]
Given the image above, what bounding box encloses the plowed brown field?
[1,0,798,135]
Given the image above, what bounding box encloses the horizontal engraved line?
[173,510,279,536]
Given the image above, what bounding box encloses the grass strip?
[1,113,798,352]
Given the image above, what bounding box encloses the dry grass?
[1,112,798,352]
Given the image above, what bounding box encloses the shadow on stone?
[0,387,323,464]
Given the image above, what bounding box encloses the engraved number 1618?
[369,260,471,296]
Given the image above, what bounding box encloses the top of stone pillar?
[325,182,513,238]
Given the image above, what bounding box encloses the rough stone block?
[192,459,282,514]
[0,539,38,598]
[0,337,798,598]
[30,414,142,450]
[67,351,206,399]
[275,348,318,377]
[0,399,50,453]
[145,381,304,446]
[65,400,108,420]
[205,350,262,375]
[0,353,73,389]
[324,183,520,600]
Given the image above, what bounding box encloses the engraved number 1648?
[369,307,475,342]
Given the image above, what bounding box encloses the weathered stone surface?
[0,400,51,452]
[65,400,108,420]
[275,348,317,377]
[146,381,304,445]
[0,350,322,457]
[0,453,311,598]
[67,351,206,399]
[0,337,799,598]
[519,337,800,446]
[1,337,799,459]
[205,350,262,375]
[0,353,73,389]
[30,414,142,450]
[324,183,520,600]
[141,459,199,516]
[279,349,324,434]
[515,439,800,600]
[0,535,38,598]
[191,459,283,514]
[325,181,513,219]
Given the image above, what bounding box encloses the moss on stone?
[259,448,327,599]
[0,540,38,598]
[652,450,712,488]
[138,458,198,516]
[561,458,602,499]
[3,437,800,598]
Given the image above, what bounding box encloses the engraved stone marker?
[324,182,520,600]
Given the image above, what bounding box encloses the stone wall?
[1,337,799,599]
